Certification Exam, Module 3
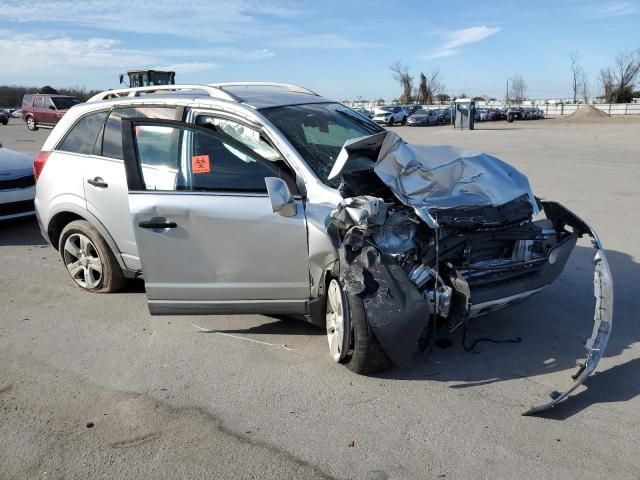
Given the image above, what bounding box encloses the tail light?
[33,151,51,182]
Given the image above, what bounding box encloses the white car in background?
[372,106,407,126]
[0,143,35,220]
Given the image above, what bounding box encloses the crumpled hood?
[330,131,538,227]
[0,147,34,179]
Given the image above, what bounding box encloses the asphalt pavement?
[1,117,639,479]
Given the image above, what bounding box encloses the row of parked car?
[351,104,545,127]
[476,106,545,121]
[352,105,453,126]
[0,108,21,125]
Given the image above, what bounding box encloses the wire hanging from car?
[461,320,522,352]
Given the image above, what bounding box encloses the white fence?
[346,101,640,115]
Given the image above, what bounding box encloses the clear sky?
[1,0,638,100]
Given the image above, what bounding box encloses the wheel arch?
[45,206,128,272]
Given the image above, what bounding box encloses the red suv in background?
[21,94,81,131]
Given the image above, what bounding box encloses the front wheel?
[387,118,394,126]
[326,279,391,374]
[26,116,38,131]
[58,220,124,293]
[401,116,407,125]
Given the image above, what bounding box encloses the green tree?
[39,85,59,94]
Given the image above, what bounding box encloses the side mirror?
[265,177,296,217]
[119,74,124,84]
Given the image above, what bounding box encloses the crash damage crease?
[328,131,613,414]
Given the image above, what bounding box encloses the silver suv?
[34,83,612,412]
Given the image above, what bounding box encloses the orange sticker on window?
[192,155,211,174]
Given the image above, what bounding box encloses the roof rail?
[209,82,319,96]
[87,84,241,103]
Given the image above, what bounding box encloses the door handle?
[139,220,177,229]
[87,177,108,188]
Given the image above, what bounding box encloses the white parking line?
[191,323,297,351]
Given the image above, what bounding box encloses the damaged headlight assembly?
[326,131,613,414]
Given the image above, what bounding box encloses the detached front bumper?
[522,202,614,415]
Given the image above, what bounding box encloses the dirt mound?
[565,104,611,122]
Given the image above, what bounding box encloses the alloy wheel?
[63,233,103,289]
[326,279,350,362]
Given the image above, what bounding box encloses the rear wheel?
[58,220,124,293]
[326,279,391,374]
[401,116,407,125]
[26,116,38,131]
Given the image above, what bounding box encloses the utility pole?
[506,78,509,103]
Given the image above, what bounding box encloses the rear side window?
[22,95,32,108]
[102,107,176,160]
[51,97,81,110]
[34,97,44,108]
[58,111,108,155]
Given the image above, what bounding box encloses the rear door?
[33,96,47,124]
[84,106,178,270]
[121,118,311,315]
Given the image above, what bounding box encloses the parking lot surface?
[1,118,639,479]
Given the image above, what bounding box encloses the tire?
[387,117,394,126]
[26,116,38,131]
[401,116,407,126]
[325,278,391,374]
[58,220,125,293]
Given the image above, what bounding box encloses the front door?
[121,118,311,315]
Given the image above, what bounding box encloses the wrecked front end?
[327,131,613,414]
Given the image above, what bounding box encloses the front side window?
[195,115,283,162]
[133,123,282,193]
[102,106,176,160]
[58,111,108,155]
[261,103,382,185]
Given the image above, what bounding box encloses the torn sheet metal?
[371,210,417,255]
[522,203,614,415]
[342,246,430,368]
[329,195,387,229]
[331,131,539,228]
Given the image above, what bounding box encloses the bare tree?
[508,74,527,103]
[579,69,591,102]
[416,73,428,104]
[427,70,443,104]
[415,70,444,104]
[570,51,584,103]
[389,62,414,104]
[600,49,640,102]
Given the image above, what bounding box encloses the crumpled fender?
[522,202,614,415]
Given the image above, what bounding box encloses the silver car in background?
[33,83,612,414]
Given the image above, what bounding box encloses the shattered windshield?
[262,103,383,186]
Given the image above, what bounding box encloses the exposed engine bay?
[327,131,613,414]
